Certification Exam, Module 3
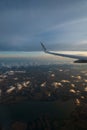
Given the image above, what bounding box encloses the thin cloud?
[0,0,87,51]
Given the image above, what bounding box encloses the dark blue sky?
[0,0,87,51]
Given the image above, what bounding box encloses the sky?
[0,0,87,51]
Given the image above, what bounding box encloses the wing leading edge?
[41,42,87,62]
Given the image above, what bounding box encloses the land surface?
[0,63,87,129]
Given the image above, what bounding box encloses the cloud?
[0,0,87,51]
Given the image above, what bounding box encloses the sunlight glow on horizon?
[0,51,87,58]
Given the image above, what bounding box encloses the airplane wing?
[41,42,87,63]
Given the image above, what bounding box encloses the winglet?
[40,42,47,52]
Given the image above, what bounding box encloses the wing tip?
[40,42,47,52]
